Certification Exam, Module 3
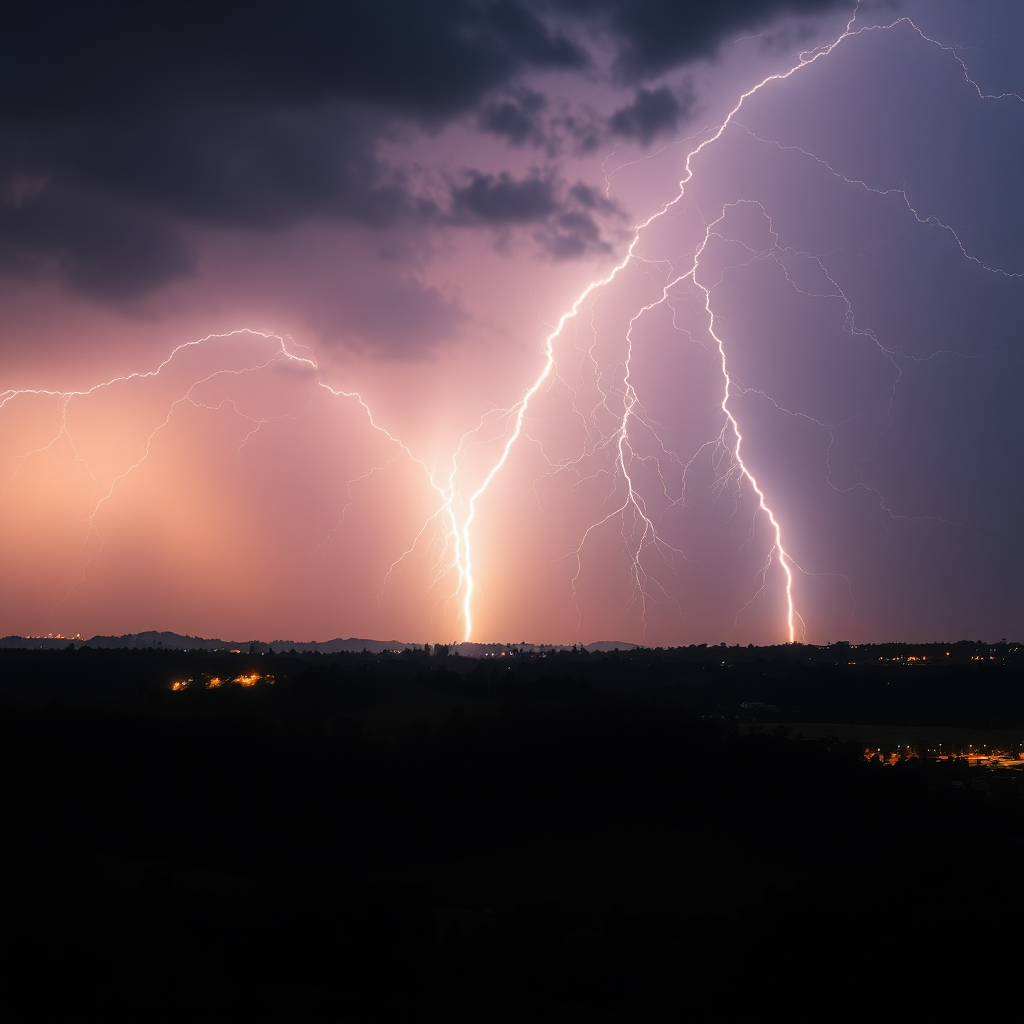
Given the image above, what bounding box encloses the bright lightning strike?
[455,5,1020,646]
[2,6,1018,646]
[453,8,866,643]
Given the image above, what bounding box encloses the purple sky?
[1,1,1021,645]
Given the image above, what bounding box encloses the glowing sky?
[2,1,1021,645]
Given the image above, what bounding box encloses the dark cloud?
[0,182,194,300]
[451,172,559,224]
[0,0,844,301]
[609,83,695,144]
[557,113,607,156]
[479,91,549,146]
[538,209,606,259]
[1,1,588,301]
[0,106,422,299]
[538,182,624,258]
[485,1,589,73]
[0,2,588,125]
[566,182,612,210]
[452,172,623,257]
[555,0,849,80]
[49,109,423,231]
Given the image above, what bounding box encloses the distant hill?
[266,637,424,655]
[0,632,639,656]
[0,631,422,654]
[584,640,640,652]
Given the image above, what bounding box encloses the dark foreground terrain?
[1,642,1022,1021]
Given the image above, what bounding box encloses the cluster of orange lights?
[865,744,1024,767]
[170,673,273,691]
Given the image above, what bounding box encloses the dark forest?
[2,642,1021,1021]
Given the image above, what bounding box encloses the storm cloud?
[558,0,850,80]
[609,84,696,144]
[1,0,844,303]
[451,171,624,257]
[3,1,1021,648]
[478,91,549,147]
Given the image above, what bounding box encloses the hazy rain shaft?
[1,1,1021,645]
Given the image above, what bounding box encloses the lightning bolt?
[454,5,1020,645]
[453,8,867,644]
[0,329,461,626]
[3,7,1017,645]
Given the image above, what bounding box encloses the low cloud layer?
[564,0,849,79]
[451,171,624,257]
[1,0,844,313]
[609,84,697,144]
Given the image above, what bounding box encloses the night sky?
[1,1,1021,646]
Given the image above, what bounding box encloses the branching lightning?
[452,8,866,643]
[2,5,1018,644]
[451,5,1020,645]
[0,330,460,624]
